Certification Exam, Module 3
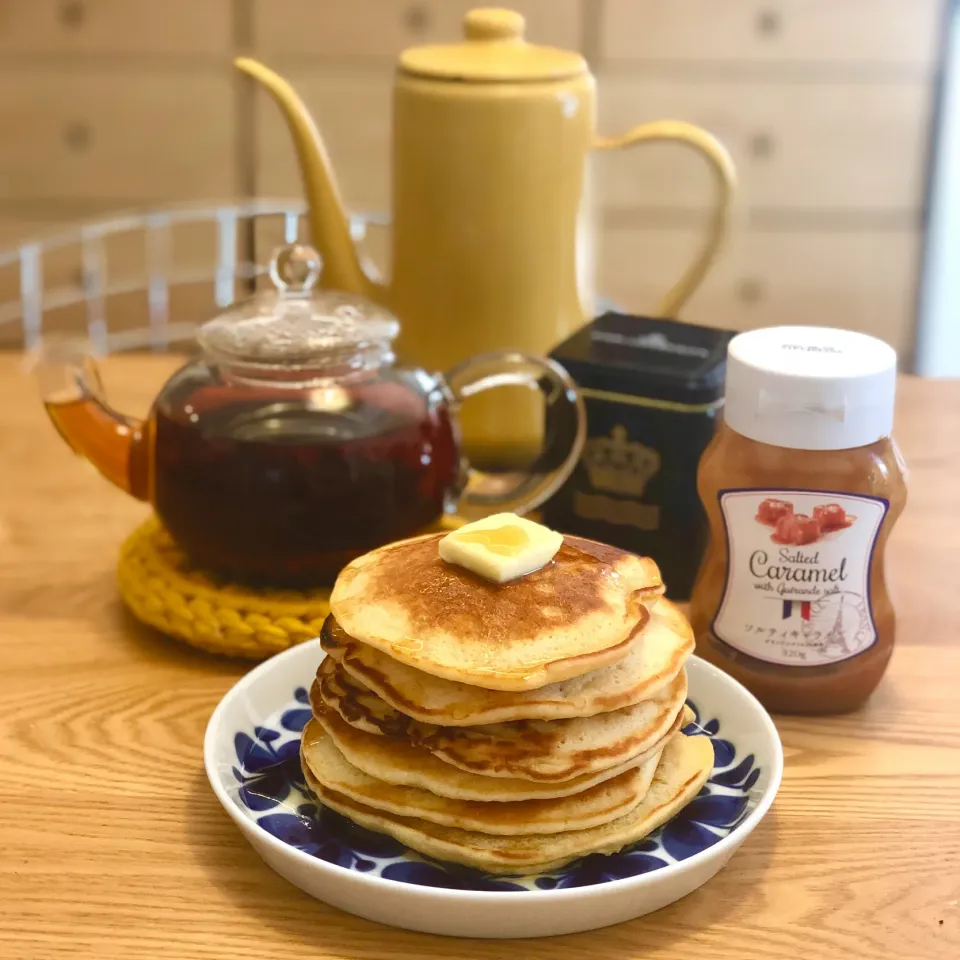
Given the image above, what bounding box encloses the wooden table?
[1,354,958,960]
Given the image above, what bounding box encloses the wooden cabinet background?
[0,0,945,360]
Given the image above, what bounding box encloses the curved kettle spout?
[235,57,374,297]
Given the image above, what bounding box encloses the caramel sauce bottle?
[689,326,907,714]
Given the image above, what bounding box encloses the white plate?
[204,641,782,938]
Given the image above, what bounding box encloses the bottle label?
[714,488,889,666]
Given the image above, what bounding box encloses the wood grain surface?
[0,353,957,959]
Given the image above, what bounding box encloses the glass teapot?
[38,245,586,587]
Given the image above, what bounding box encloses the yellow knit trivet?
[117,514,465,660]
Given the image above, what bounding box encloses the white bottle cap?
[724,326,897,451]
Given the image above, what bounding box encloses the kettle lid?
[197,244,398,372]
[399,8,586,82]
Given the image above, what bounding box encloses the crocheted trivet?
[117,514,463,660]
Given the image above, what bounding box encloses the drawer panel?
[0,69,238,202]
[252,0,582,57]
[596,77,932,212]
[0,0,233,56]
[253,71,393,211]
[600,0,942,67]
[598,225,921,357]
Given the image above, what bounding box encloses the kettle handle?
[594,121,736,317]
[441,352,586,520]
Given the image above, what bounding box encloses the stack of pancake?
[300,532,713,874]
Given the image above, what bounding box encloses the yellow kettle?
[236,7,735,464]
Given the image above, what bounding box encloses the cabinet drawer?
[0,69,238,203]
[598,225,920,357]
[600,0,942,67]
[254,71,392,211]
[252,0,582,58]
[597,77,932,212]
[0,0,232,56]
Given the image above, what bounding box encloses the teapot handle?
[594,121,736,317]
[34,337,154,501]
[441,352,586,520]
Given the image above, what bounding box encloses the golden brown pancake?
[414,672,686,782]
[306,731,714,873]
[321,598,694,725]
[314,703,689,802]
[313,664,689,778]
[300,718,664,835]
[329,532,664,691]
[314,658,413,738]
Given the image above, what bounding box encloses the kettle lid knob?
[400,6,584,81]
[464,8,525,42]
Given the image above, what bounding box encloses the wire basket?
[0,199,387,353]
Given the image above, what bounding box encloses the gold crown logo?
[584,425,660,498]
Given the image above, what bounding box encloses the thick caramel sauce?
[689,422,907,714]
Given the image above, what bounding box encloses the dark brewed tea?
[46,362,459,587]
[151,369,459,586]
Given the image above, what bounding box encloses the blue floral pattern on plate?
[229,690,760,892]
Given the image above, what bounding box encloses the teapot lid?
[197,244,399,380]
[399,8,586,82]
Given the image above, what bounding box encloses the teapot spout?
[36,347,152,501]
[235,57,374,297]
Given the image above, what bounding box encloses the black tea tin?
[543,312,737,600]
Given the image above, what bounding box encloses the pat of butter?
[438,513,563,583]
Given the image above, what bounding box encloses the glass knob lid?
[197,244,399,372]
[270,242,323,294]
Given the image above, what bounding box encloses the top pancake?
[329,532,664,691]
